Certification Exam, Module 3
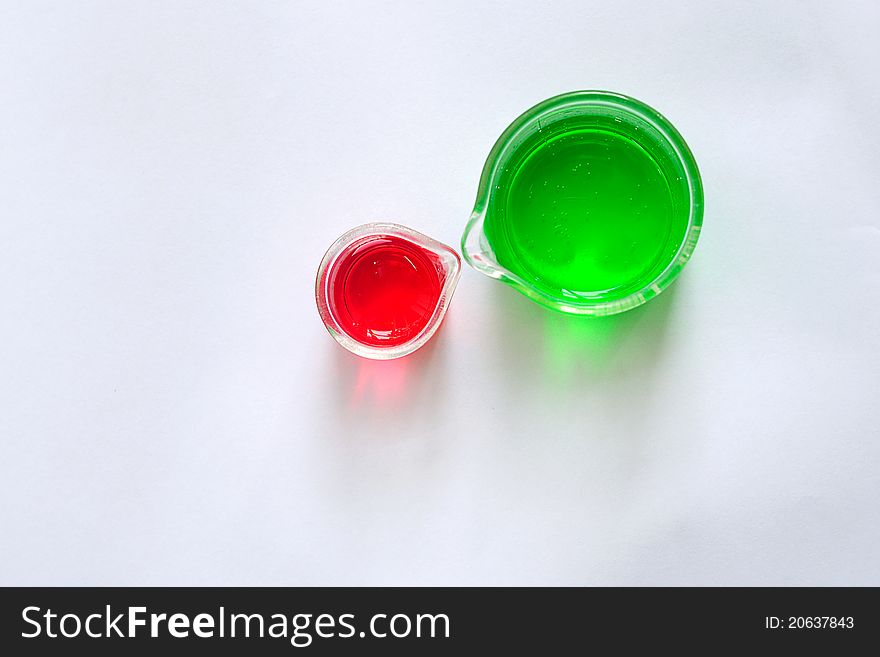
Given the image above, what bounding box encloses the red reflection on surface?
[328,235,443,348]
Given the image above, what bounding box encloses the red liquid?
[328,235,444,348]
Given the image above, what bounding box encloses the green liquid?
[486,127,686,302]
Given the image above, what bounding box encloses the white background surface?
[1,1,878,586]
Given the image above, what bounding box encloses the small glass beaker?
[316,223,461,359]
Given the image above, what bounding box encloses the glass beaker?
[316,223,461,359]
[461,91,703,315]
